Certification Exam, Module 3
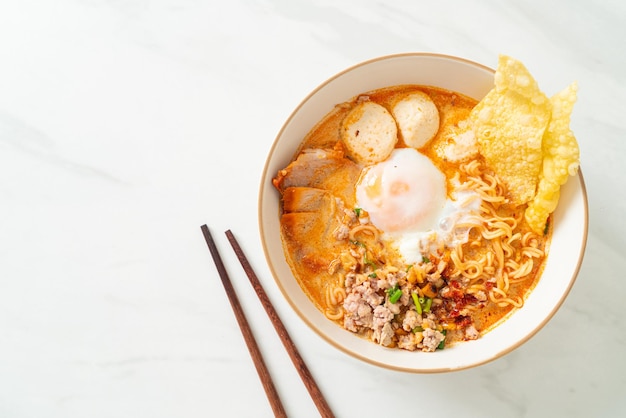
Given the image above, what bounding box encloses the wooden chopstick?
[224,229,335,418]
[200,225,287,418]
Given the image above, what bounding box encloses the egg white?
[355,148,483,264]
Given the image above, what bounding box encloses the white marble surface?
[0,0,624,417]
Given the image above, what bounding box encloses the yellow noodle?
[333,286,346,304]
[328,258,341,274]
[461,260,483,279]
[455,242,464,260]
[499,234,513,254]
[325,308,344,320]
[463,159,481,175]
[507,232,522,246]
[460,193,483,208]
[481,228,507,240]
[460,303,482,312]
[505,259,520,271]
[522,246,544,259]
[489,286,523,308]
[450,247,465,273]
[324,284,345,320]
[449,159,543,310]
[522,232,539,247]
[492,239,505,288]
[349,224,379,241]
[325,286,335,307]
[511,259,534,279]
[467,283,485,293]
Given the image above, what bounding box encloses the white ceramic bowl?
[259,53,588,373]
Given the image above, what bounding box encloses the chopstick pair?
[200,225,335,418]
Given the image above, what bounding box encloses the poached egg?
[355,148,482,264]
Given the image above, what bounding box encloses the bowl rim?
[258,52,589,373]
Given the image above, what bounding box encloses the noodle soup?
[272,85,549,352]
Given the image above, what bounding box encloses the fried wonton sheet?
[525,82,579,234]
[470,55,551,206]
[471,55,580,234]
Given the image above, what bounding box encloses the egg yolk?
[356,148,446,234]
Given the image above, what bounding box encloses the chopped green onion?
[422,256,431,263]
[412,326,424,333]
[368,272,377,278]
[354,207,362,217]
[406,264,413,272]
[437,330,447,350]
[389,288,403,304]
[418,297,425,305]
[350,240,366,248]
[364,255,377,269]
[411,292,422,314]
[423,297,432,313]
[386,285,401,302]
